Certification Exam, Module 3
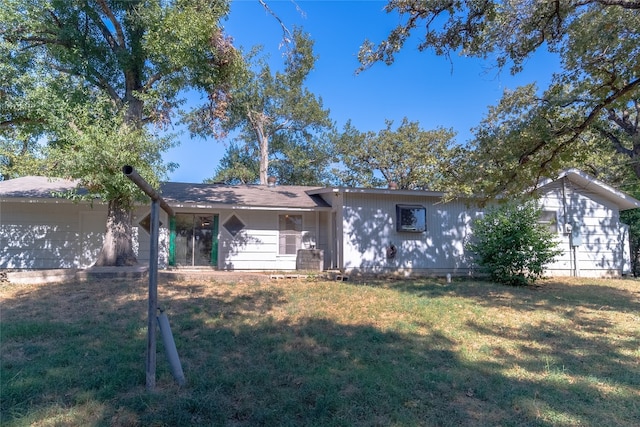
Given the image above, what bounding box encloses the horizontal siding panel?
[341,188,628,277]
[342,193,480,272]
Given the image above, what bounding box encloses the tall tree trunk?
[94,197,138,266]
[259,131,269,185]
[93,62,144,266]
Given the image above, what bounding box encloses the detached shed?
[535,169,640,277]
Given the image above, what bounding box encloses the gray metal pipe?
[158,312,186,386]
[122,165,175,217]
[123,165,178,390]
[145,199,160,390]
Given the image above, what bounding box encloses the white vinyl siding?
[215,210,321,270]
[0,201,107,269]
[340,192,480,275]
[539,180,629,277]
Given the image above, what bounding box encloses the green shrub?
[466,199,562,285]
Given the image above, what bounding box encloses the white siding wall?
[315,211,331,269]
[217,209,321,271]
[0,201,164,270]
[340,183,630,277]
[340,192,482,275]
[133,207,169,269]
[540,180,628,277]
[0,200,107,269]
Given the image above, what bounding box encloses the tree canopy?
[332,118,458,190]
[359,1,640,197]
[0,0,242,265]
[198,28,333,186]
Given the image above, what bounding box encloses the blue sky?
[164,0,560,183]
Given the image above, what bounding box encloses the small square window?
[396,205,426,232]
[539,210,558,233]
[223,215,245,237]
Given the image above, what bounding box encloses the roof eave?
[307,187,447,198]
[167,203,332,212]
[538,169,640,211]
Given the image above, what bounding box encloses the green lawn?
[1,275,639,426]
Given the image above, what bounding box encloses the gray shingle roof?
[0,176,330,209]
[160,182,330,209]
[0,176,81,198]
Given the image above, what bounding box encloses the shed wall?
[539,180,629,277]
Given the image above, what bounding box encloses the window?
[138,212,162,235]
[396,205,426,232]
[223,214,245,237]
[279,214,302,254]
[539,210,558,233]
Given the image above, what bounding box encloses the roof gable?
[536,169,640,211]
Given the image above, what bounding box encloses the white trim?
[538,169,640,211]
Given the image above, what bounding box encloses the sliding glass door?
[170,214,218,267]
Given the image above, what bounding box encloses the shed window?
[539,210,558,233]
[279,214,302,255]
[396,205,426,232]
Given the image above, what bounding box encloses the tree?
[205,141,259,185]
[195,28,333,186]
[466,200,562,286]
[332,118,458,189]
[359,1,640,196]
[0,0,242,265]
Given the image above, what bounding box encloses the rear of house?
[158,182,331,271]
[1,170,638,277]
[310,187,483,276]
[0,177,331,272]
[311,169,638,278]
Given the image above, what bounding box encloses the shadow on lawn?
[1,278,638,426]
[369,277,640,314]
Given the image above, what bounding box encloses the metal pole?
[123,165,184,390]
[146,199,160,390]
[122,165,175,217]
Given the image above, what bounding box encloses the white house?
[1,169,638,277]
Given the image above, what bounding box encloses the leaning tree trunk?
[94,197,138,266]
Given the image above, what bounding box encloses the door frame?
[169,213,219,267]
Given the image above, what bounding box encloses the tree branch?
[96,0,126,48]
[596,125,633,156]
[593,0,640,9]
[0,117,45,128]
[82,2,120,52]
[49,64,121,104]
[519,77,640,165]
[258,0,294,45]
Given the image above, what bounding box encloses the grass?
[1,275,639,426]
